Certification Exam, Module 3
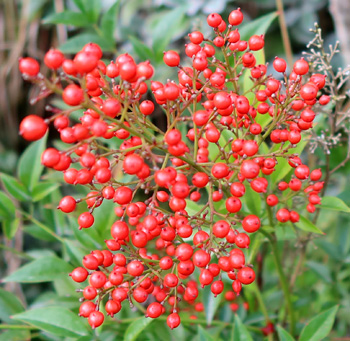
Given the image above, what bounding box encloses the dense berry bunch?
[19,8,326,330]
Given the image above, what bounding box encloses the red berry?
[167,313,181,329]
[207,13,222,27]
[19,57,40,76]
[58,196,76,213]
[70,267,88,282]
[237,266,255,284]
[242,215,261,233]
[44,49,64,69]
[88,311,104,329]
[228,8,243,26]
[62,84,84,106]
[20,115,47,141]
[163,51,180,67]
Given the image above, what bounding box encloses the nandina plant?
[17,8,334,338]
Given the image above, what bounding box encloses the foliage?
[1,1,350,340]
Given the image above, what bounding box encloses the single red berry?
[20,115,47,141]
[78,212,94,229]
[62,84,84,106]
[44,49,64,69]
[70,267,88,282]
[207,13,222,27]
[19,57,40,76]
[228,8,243,26]
[88,311,104,329]
[147,302,163,318]
[237,266,255,284]
[163,51,180,67]
[58,196,76,213]
[167,313,181,329]
[273,57,287,73]
[242,215,261,233]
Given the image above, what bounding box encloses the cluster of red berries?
[19,8,326,330]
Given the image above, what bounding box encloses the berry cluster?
[19,8,326,330]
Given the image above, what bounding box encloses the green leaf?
[152,6,188,56]
[0,191,16,220]
[32,182,59,202]
[299,305,338,341]
[276,325,295,341]
[12,306,89,338]
[129,36,154,61]
[305,261,332,283]
[3,255,73,283]
[124,317,154,341]
[17,134,47,191]
[244,184,261,215]
[93,199,117,240]
[59,33,114,53]
[3,217,20,239]
[185,199,201,216]
[43,11,91,27]
[0,173,30,201]
[203,285,221,325]
[0,288,25,323]
[320,196,350,213]
[232,314,253,341]
[0,330,30,341]
[198,325,215,341]
[72,0,101,22]
[101,2,119,41]
[295,215,324,235]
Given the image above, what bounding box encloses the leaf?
[198,325,215,341]
[0,173,30,201]
[32,182,59,202]
[305,261,332,283]
[244,184,261,215]
[3,217,20,239]
[3,255,73,283]
[0,330,30,341]
[101,2,119,41]
[93,199,118,240]
[185,199,201,216]
[129,36,154,61]
[72,0,101,22]
[12,306,89,338]
[320,196,350,213]
[240,12,278,42]
[299,305,338,341]
[123,317,153,341]
[0,288,25,323]
[17,134,47,191]
[295,215,324,235]
[0,191,16,220]
[59,33,114,53]
[203,285,221,325]
[276,325,295,341]
[232,314,253,341]
[43,11,91,27]
[152,6,188,56]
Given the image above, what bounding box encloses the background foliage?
[0,0,350,340]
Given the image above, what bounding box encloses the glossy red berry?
[19,57,40,76]
[88,311,104,329]
[20,115,47,141]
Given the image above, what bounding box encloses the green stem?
[261,230,296,336]
[251,282,269,323]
